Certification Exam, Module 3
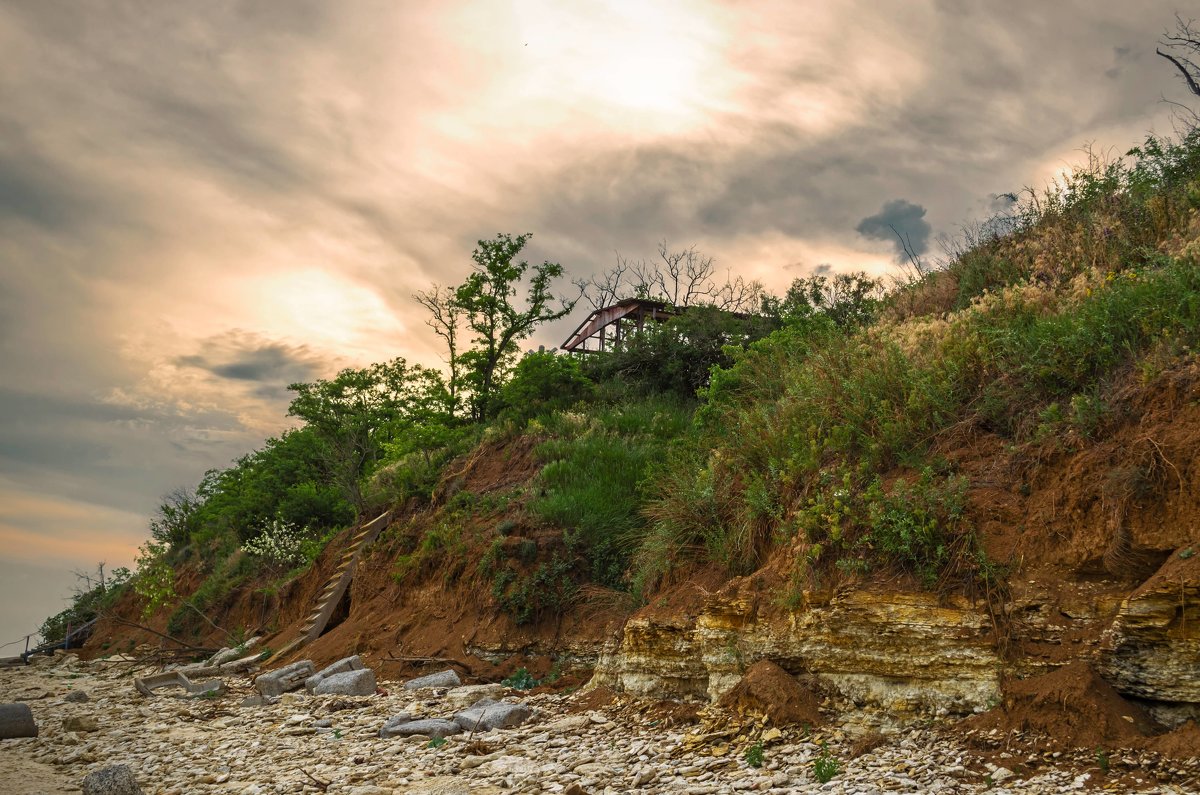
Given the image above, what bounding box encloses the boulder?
[452,699,533,731]
[403,669,461,690]
[379,718,462,739]
[63,715,99,733]
[0,702,37,738]
[378,712,412,737]
[82,764,143,795]
[304,655,366,693]
[219,653,266,674]
[254,660,315,697]
[378,714,410,738]
[313,669,376,696]
[444,683,505,710]
[64,691,90,703]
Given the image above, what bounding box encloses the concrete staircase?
[275,510,391,658]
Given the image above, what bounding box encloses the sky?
[0,0,1193,648]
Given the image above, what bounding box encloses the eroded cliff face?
[1099,551,1200,711]
[592,582,1003,715]
[592,548,1200,725]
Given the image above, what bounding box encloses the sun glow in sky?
[0,0,1189,643]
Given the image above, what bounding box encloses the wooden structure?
[560,298,676,353]
[274,510,391,659]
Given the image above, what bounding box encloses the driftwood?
[383,654,458,664]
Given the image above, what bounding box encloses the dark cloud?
[855,200,933,260]
[176,335,327,400]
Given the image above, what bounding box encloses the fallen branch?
[383,654,457,664]
[299,768,330,791]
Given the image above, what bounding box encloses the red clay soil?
[717,660,824,727]
[567,686,618,713]
[962,661,1162,751]
[953,359,1200,581]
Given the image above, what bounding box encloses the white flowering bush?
[241,517,308,567]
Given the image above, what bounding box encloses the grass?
[633,130,1200,596]
[530,396,692,589]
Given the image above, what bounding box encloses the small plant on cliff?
[812,744,840,783]
[744,741,765,768]
[502,667,538,689]
[133,540,176,619]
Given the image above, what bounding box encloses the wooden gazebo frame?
[560,298,677,353]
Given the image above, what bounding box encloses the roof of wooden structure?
[560,297,676,353]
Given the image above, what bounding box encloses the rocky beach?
[2,651,1197,794]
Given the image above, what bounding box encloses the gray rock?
[379,718,462,739]
[0,702,37,738]
[219,653,267,674]
[304,655,366,692]
[452,698,533,731]
[254,660,315,697]
[313,669,376,696]
[64,690,90,703]
[239,694,278,708]
[378,713,412,737]
[82,764,143,795]
[403,669,461,690]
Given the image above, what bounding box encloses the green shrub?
[496,350,594,423]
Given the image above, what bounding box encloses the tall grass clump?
[531,396,692,588]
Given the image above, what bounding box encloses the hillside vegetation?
[43,129,1200,650]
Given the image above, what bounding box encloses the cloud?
[175,333,326,400]
[855,200,934,261]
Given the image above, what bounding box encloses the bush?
[496,350,593,423]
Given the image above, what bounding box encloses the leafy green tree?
[287,358,448,512]
[767,272,884,329]
[584,305,777,399]
[453,233,576,419]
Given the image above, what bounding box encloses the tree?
[1158,15,1200,99]
[453,233,576,419]
[149,487,201,551]
[287,358,448,512]
[413,284,464,418]
[574,242,763,312]
[769,272,884,329]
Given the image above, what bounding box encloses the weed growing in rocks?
[813,744,840,783]
[744,741,764,768]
